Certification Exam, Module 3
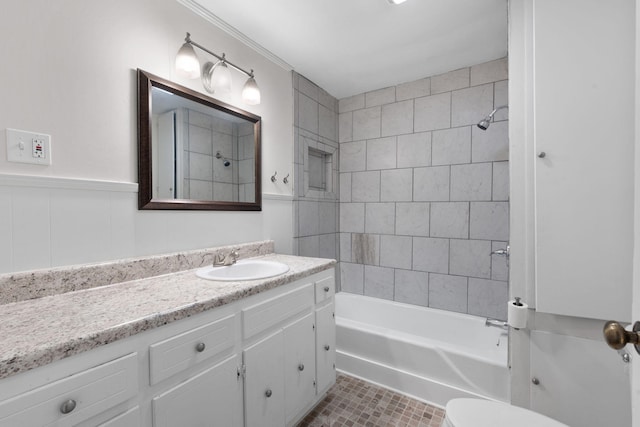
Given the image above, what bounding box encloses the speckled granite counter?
[0,249,336,380]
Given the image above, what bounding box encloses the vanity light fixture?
[387,0,408,4]
[175,32,261,105]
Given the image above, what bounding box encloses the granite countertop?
[0,253,335,380]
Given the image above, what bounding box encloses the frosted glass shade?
[211,61,232,93]
[175,43,200,79]
[242,77,261,105]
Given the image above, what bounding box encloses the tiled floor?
[297,374,446,427]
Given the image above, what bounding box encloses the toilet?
[442,398,569,427]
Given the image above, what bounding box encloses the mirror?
[138,69,262,210]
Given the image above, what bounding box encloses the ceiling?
[190,0,508,99]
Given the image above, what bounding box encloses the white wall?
[0,0,294,273]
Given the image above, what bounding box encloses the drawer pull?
[195,342,206,352]
[298,363,305,371]
[324,344,330,351]
[324,286,330,292]
[265,389,273,398]
[60,399,77,414]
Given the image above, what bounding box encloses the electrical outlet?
[32,138,45,158]
[6,128,51,165]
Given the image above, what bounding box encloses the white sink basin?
[196,259,290,281]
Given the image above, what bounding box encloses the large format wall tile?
[397,132,431,168]
[336,58,509,319]
[394,269,429,306]
[432,127,472,166]
[380,235,412,270]
[367,137,397,170]
[415,92,451,132]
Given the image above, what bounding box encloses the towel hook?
[270,171,277,182]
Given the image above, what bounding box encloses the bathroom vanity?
[0,242,336,426]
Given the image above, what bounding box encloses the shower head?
[477,117,492,130]
[476,105,508,131]
[216,151,231,167]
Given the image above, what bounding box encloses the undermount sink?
[196,259,290,281]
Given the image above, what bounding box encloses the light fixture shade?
[211,61,232,93]
[242,77,261,105]
[175,42,200,79]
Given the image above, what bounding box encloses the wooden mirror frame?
[137,69,262,210]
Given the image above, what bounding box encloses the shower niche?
[303,143,337,199]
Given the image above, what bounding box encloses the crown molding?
[177,0,293,71]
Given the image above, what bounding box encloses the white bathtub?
[335,292,509,407]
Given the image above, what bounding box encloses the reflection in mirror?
[138,69,261,210]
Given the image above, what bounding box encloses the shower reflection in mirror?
[151,86,256,203]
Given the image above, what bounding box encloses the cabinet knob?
[298,363,305,371]
[324,286,330,292]
[195,342,206,352]
[538,151,546,158]
[324,344,330,351]
[265,389,272,398]
[60,399,77,414]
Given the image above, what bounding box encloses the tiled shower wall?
[338,58,510,320]
[182,110,255,202]
[293,73,340,260]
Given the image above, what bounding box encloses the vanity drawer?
[242,283,314,339]
[149,314,236,385]
[0,352,138,427]
[315,275,335,303]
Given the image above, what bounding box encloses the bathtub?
[335,292,509,407]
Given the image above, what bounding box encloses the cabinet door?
[96,407,139,427]
[152,355,242,427]
[243,331,285,427]
[283,313,316,424]
[533,0,634,320]
[315,302,336,394]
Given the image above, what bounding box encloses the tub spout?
[485,318,508,330]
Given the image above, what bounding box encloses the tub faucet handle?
[490,245,510,258]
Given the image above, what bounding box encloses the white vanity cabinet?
[242,313,317,427]
[147,268,334,427]
[0,266,336,427]
[241,273,332,427]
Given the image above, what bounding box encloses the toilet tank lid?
[444,399,569,427]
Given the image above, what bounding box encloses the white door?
[632,1,640,421]
[156,111,176,199]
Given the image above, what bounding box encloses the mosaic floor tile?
[297,374,446,427]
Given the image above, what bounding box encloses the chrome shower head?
[477,117,492,130]
[477,105,508,131]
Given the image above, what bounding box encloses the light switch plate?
[6,128,52,165]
